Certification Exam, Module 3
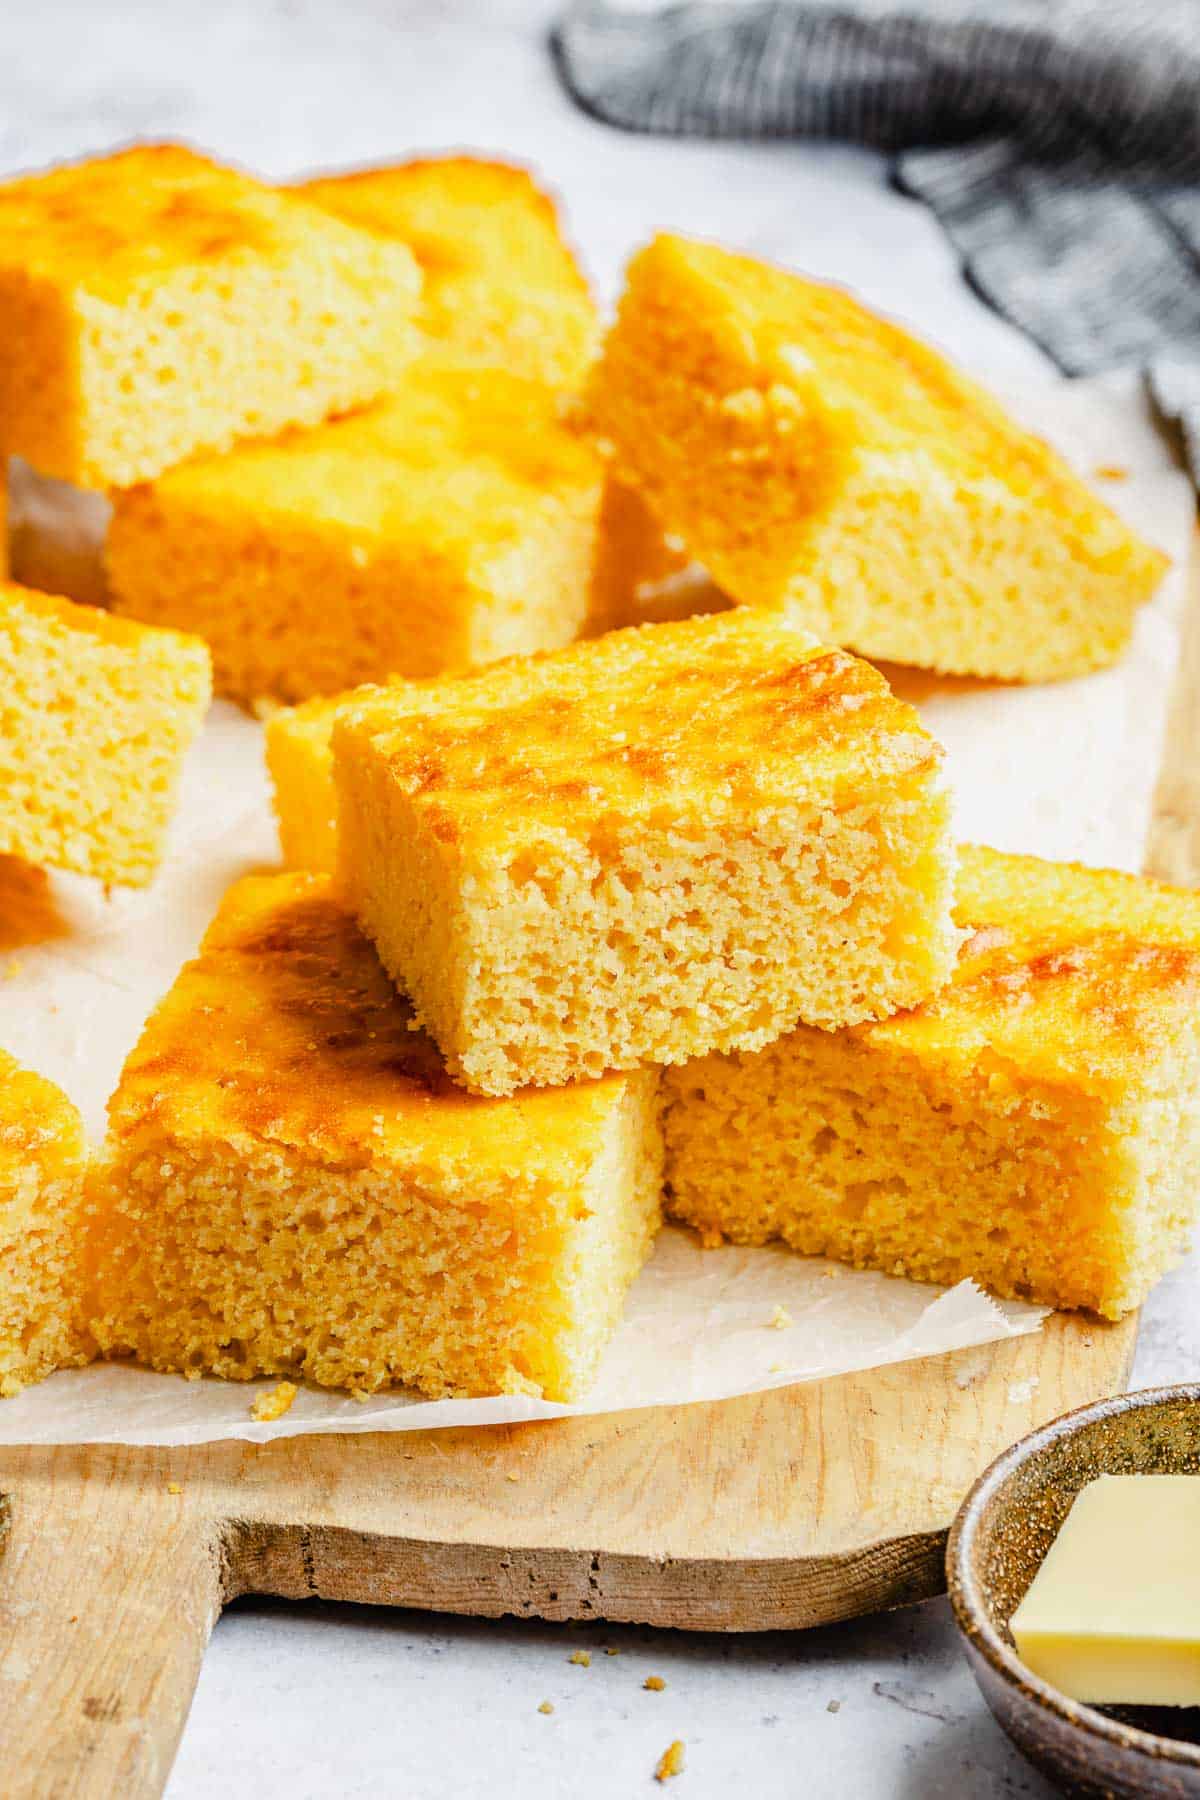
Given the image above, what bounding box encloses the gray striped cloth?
[553,1,1200,480]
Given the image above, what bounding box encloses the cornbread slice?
[0,581,211,886]
[0,143,422,488]
[90,872,663,1400]
[0,1049,91,1395]
[664,846,1200,1319]
[332,610,958,1098]
[590,235,1168,680]
[299,155,598,389]
[107,360,605,706]
[298,156,686,635]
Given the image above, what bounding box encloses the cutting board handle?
[0,1448,224,1800]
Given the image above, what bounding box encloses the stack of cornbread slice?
[0,140,1195,1414]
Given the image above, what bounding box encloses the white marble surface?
[4,2,1198,1795]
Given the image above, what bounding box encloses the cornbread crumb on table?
[249,1379,298,1422]
[568,1650,591,1667]
[89,872,663,1401]
[537,1701,554,1715]
[655,1741,685,1782]
[0,143,422,489]
[665,846,1200,1318]
[644,1676,666,1691]
[333,609,958,1098]
[590,233,1167,680]
[0,1049,91,1397]
[107,360,605,707]
[0,580,211,886]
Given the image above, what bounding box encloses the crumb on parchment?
[538,1700,554,1715]
[568,1650,591,1667]
[655,1741,685,1781]
[166,1482,182,1496]
[768,1304,792,1330]
[644,1675,666,1691]
[250,1379,298,1422]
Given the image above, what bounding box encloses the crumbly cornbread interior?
[89,873,663,1400]
[590,234,1167,681]
[299,155,598,389]
[664,845,1200,1318]
[107,360,605,706]
[0,1049,91,1396]
[333,610,958,1097]
[0,581,211,886]
[0,143,422,489]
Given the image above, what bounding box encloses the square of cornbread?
[299,154,598,390]
[0,581,211,886]
[0,143,422,489]
[107,360,605,706]
[298,155,687,637]
[664,846,1200,1319]
[89,872,663,1400]
[589,235,1168,680]
[0,1049,91,1396]
[332,610,959,1098]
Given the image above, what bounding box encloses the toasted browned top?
[107,872,632,1184]
[866,845,1200,1090]
[333,610,943,842]
[0,142,419,306]
[0,1048,85,1181]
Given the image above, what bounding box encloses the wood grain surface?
[0,536,1194,1798]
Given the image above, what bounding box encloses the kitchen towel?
[553,2,1200,479]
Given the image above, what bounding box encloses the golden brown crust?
[865,845,1200,1088]
[109,872,630,1184]
[335,610,943,841]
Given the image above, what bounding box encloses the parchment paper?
[0,373,1191,1444]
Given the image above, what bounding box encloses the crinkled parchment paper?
[0,374,1191,1444]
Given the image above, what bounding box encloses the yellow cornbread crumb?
[506,1471,520,1483]
[250,1379,298,1423]
[590,234,1167,681]
[89,872,663,1401]
[655,1741,685,1782]
[538,1701,554,1715]
[300,155,597,391]
[166,1482,182,1495]
[0,581,211,886]
[665,846,1200,1318]
[569,1650,591,1667]
[0,1049,91,1397]
[0,143,421,488]
[333,609,958,1097]
[108,361,604,707]
[767,1305,791,1330]
[605,1648,620,1657]
[644,1676,666,1691]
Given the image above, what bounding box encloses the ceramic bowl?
[947,1384,1200,1799]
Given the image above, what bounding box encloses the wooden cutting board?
[1,540,1196,1799]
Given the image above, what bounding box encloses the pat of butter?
[1010,1474,1200,1705]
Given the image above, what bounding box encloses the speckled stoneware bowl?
[948,1384,1200,1799]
